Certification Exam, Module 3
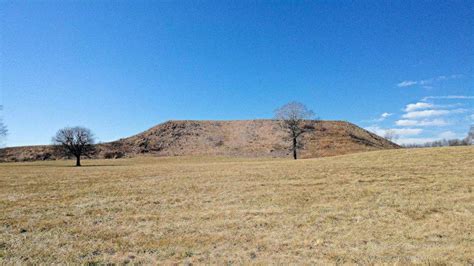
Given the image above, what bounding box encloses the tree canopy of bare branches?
[52,127,95,166]
[0,105,6,143]
[403,125,474,148]
[0,121,6,138]
[467,125,474,145]
[274,102,315,160]
[383,129,399,142]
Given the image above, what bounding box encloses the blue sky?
[1,0,473,146]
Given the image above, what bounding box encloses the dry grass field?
[0,146,473,264]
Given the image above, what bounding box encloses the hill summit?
[0,120,399,162]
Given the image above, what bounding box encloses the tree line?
[402,126,474,148]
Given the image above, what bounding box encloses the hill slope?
[0,120,399,162]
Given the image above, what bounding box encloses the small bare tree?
[0,105,6,144]
[0,119,5,159]
[383,129,399,142]
[466,125,474,145]
[0,120,6,139]
[52,127,95,166]
[275,102,315,160]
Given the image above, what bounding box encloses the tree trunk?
[292,137,297,160]
[75,155,81,167]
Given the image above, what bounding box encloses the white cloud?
[422,119,449,126]
[402,109,450,119]
[438,131,457,139]
[395,137,438,145]
[422,95,474,101]
[366,126,422,137]
[395,119,449,127]
[395,131,463,145]
[404,102,434,112]
[425,74,463,83]
[393,128,423,136]
[363,112,393,122]
[402,109,466,119]
[397,75,463,88]
[441,74,463,80]
[381,112,392,118]
[365,126,382,136]
[395,120,418,126]
[375,112,393,122]
[397,80,418,87]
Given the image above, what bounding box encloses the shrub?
[104,151,125,159]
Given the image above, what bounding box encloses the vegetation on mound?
[0,120,399,163]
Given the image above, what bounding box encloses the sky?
[0,0,473,147]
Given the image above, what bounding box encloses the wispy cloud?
[402,109,466,119]
[365,126,422,137]
[395,118,449,127]
[396,131,462,145]
[375,112,392,122]
[422,95,474,101]
[423,74,463,84]
[404,102,433,112]
[402,109,450,119]
[362,112,393,123]
[397,80,418,87]
[397,74,463,88]
[395,137,438,145]
[393,128,423,136]
[438,131,458,139]
[380,112,392,119]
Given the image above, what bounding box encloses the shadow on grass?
[63,164,126,168]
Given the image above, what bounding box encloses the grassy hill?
[0,120,398,162]
[0,146,472,263]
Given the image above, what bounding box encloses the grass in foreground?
[0,147,473,264]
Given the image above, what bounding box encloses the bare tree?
[466,125,474,145]
[52,127,95,166]
[0,119,5,159]
[383,129,399,142]
[0,105,6,144]
[0,120,6,139]
[274,102,315,160]
[0,120,6,157]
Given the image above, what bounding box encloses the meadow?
[0,146,473,264]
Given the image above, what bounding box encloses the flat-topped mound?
[0,120,399,162]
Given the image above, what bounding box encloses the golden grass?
[0,146,473,264]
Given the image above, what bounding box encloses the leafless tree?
[0,120,5,159]
[0,105,6,144]
[274,102,315,160]
[466,125,474,145]
[52,127,95,166]
[0,122,6,160]
[383,129,399,142]
[0,120,6,139]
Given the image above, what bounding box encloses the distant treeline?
[403,138,473,148]
[403,126,474,148]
